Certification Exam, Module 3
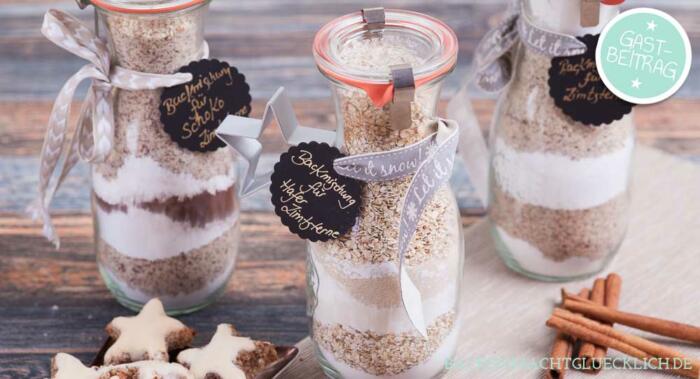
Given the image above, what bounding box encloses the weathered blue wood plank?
[0,1,698,100]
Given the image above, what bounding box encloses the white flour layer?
[92,155,237,205]
[495,226,605,277]
[317,327,459,379]
[311,249,457,334]
[95,205,238,260]
[492,136,633,210]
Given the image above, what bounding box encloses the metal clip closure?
[390,64,415,131]
[75,0,90,9]
[580,0,601,27]
[362,7,386,30]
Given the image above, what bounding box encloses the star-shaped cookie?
[51,353,194,379]
[51,353,98,379]
[177,324,278,379]
[104,298,195,365]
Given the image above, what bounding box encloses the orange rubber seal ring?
[317,59,456,108]
[90,0,206,14]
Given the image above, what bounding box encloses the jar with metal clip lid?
[308,8,464,378]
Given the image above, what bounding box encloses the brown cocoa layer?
[94,185,238,228]
[490,182,629,261]
[98,223,239,296]
[496,45,634,159]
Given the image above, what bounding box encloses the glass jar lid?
[83,0,208,14]
[313,9,458,86]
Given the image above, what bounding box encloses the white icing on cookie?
[105,298,192,364]
[177,324,256,379]
[110,360,194,379]
[52,353,99,379]
[52,353,194,379]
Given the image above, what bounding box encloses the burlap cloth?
[287,145,700,379]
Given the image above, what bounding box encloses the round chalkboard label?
[270,142,362,242]
[549,35,634,126]
[160,59,251,152]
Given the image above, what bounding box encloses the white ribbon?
[28,10,205,248]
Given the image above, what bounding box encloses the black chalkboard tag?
[270,142,362,242]
[548,35,634,127]
[160,59,251,152]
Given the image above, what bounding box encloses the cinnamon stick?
[578,278,605,370]
[547,309,700,379]
[590,274,622,370]
[547,334,573,379]
[563,299,700,344]
[547,288,590,379]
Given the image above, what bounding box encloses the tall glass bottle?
[489,0,634,281]
[308,9,464,378]
[84,0,240,314]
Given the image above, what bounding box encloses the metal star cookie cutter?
[216,87,337,197]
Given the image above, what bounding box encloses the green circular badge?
[596,8,692,105]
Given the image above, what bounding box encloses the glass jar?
[309,10,463,378]
[489,0,634,281]
[86,0,241,314]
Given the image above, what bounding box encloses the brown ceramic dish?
[91,337,299,379]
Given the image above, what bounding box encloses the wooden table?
[1,1,698,378]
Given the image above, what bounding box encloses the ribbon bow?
[28,10,200,248]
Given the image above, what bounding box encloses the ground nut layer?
[98,223,239,297]
[313,312,455,376]
[490,183,629,261]
[103,11,203,74]
[96,9,235,189]
[95,89,236,184]
[497,45,634,159]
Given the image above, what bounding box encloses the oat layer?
[319,91,457,264]
[314,312,455,376]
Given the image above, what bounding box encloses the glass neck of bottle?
[525,0,620,36]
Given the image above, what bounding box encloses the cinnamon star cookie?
[104,298,195,364]
[51,353,193,379]
[177,324,278,379]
